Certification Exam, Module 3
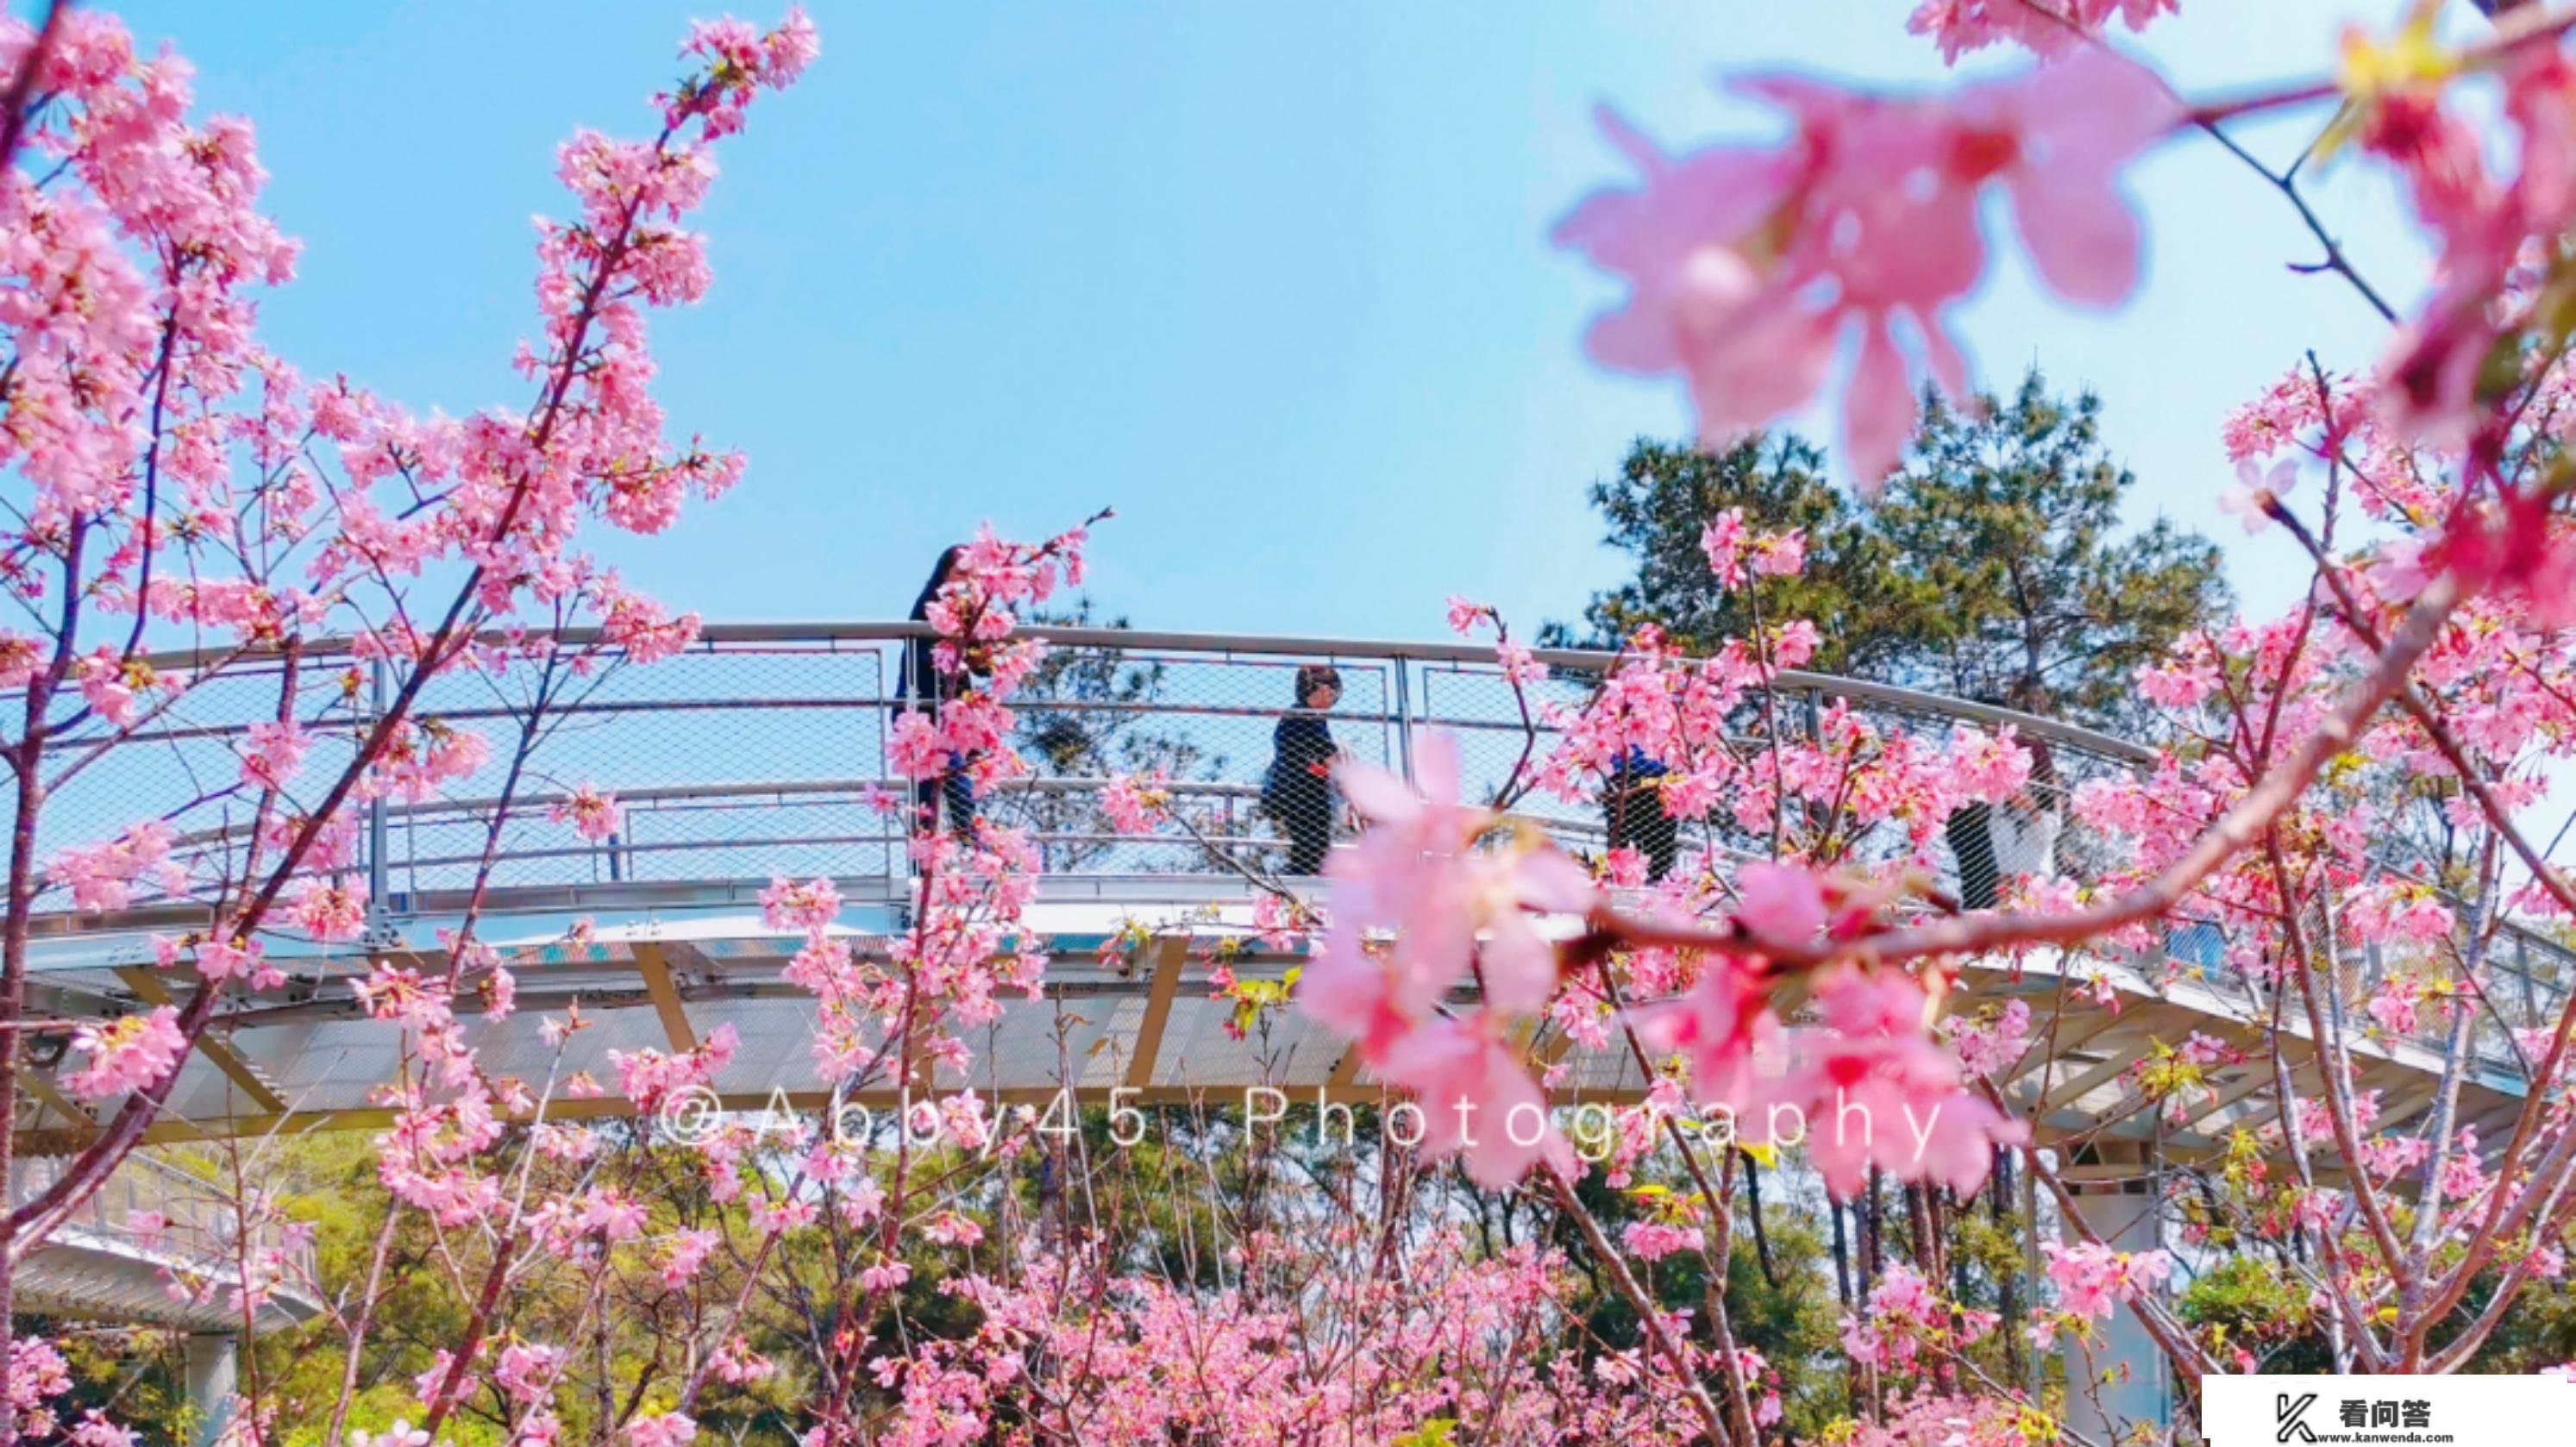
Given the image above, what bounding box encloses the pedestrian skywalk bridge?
[13,623,2558,1174]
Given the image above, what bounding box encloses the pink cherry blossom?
[1622,1218,1699,1262]
[1943,999,2033,1079]
[1301,731,1598,1060]
[2437,1129,2490,1201]
[1100,771,1172,835]
[67,1414,138,1447]
[1627,955,1781,1114]
[2375,45,2576,444]
[495,1344,567,1406]
[190,935,279,989]
[0,633,43,687]
[761,874,842,931]
[625,1413,698,1447]
[548,784,623,843]
[72,648,146,728]
[2135,659,2217,710]
[1908,0,2180,65]
[1376,1012,1577,1188]
[47,822,184,912]
[241,720,310,791]
[1784,967,2028,1197]
[1946,725,2035,804]
[65,1005,188,1099]
[1557,47,2173,485]
[2041,1240,2173,1319]
[286,876,369,942]
[1732,861,1827,946]
[1698,508,1808,589]
[2365,975,2428,1037]
[2217,457,2298,534]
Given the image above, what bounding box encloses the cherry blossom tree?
[21,2,2576,1446]
[0,3,815,1440]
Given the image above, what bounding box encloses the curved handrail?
[16,621,2570,1069]
[74,620,2156,766]
[8,1150,320,1329]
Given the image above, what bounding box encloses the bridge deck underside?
[14,1233,318,1335]
[15,887,2530,1173]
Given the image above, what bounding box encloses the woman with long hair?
[897,545,978,834]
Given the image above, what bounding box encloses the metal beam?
[2174,1062,2281,1135]
[114,968,285,1114]
[2038,1051,2143,1117]
[20,1072,98,1135]
[2004,1001,2137,1087]
[634,942,698,1054]
[1123,936,1189,1090]
[2014,1004,2189,1112]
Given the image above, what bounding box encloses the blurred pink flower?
[1558,47,2172,487]
[1376,1011,1576,1188]
[1733,861,1827,946]
[1301,733,1598,1062]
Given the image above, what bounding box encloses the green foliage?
[1546,432,1910,670]
[1539,1157,1844,1434]
[235,1128,815,1447]
[2426,1242,2576,1374]
[42,1326,183,1445]
[1553,370,2231,730]
[1720,1206,1846,1439]
[2174,1255,2330,1374]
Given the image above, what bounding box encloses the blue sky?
[91,0,2438,637]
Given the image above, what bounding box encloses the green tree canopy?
[1549,369,2231,729]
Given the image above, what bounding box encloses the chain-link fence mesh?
[979,647,1395,876]
[22,624,2575,1066]
[9,1149,317,1327]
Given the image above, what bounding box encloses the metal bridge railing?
[22,622,2575,1073]
[9,1150,314,1295]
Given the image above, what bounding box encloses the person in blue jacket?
[1603,745,1679,881]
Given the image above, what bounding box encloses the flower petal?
[1841,316,1915,492]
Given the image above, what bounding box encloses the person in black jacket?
[1265,665,1342,875]
[897,546,978,835]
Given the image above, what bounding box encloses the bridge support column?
[2061,1141,2167,1442]
[184,1332,239,1447]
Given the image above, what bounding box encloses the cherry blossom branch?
[2260,497,2576,1330]
[1589,568,2462,973]
[2268,840,2412,1281]
[2003,1111,2213,1386]
[1539,1168,1732,1446]
[0,0,66,179]
[2195,120,2397,323]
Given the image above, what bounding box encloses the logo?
[2206,1373,2572,1445]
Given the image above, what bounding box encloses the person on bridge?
[1264,665,1343,875]
[898,545,980,836]
[1988,733,2062,893]
[1602,746,1679,881]
[1946,792,2001,910]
